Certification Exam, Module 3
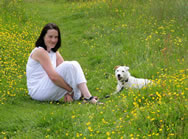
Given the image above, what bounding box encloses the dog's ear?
[124,66,129,71]
[114,65,120,70]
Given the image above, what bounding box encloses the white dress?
[26,47,86,101]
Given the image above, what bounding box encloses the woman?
[26,23,101,104]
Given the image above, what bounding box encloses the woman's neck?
[47,48,51,53]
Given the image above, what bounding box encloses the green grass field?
[0,0,187,138]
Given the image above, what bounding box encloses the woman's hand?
[64,93,73,103]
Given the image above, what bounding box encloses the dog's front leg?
[113,84,122,94]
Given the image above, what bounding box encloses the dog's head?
[115,66,130,81]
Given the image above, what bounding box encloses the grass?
[0,0,187,138]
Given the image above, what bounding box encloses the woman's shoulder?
[32,47,46,54]
[31,47,48,59]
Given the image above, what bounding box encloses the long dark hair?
[35,23,61,52]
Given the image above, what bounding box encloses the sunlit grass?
[0,0,187,138]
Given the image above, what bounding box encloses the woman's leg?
[56,61,86,99]
[78,83,98,104]
[77,83,91,98]
[56,61,98,103]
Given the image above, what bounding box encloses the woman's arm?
[56,51,64,67]
[31,48,72,92]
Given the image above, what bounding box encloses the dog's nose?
[117,74,121,77]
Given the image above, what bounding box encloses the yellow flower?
[170,30,175,32]
[72,115,76,119]
[1,131,6,135]
[106,132,110,136]
[86,122,91,126]
[102,118,108,124]
[130,134,134,137]
[88,126,93,132]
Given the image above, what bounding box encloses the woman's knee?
[57,61,81,73]
[71,61,82,69]
[72,61,80,65]
[60,61,74,70]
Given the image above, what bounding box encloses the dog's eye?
[122,71,125,72]
[117,70,119,72]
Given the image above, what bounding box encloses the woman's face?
[44,29,58,51]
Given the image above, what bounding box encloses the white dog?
[114,66,152,94]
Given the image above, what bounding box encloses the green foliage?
[0,0,187,138]
[1,0,26,23]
